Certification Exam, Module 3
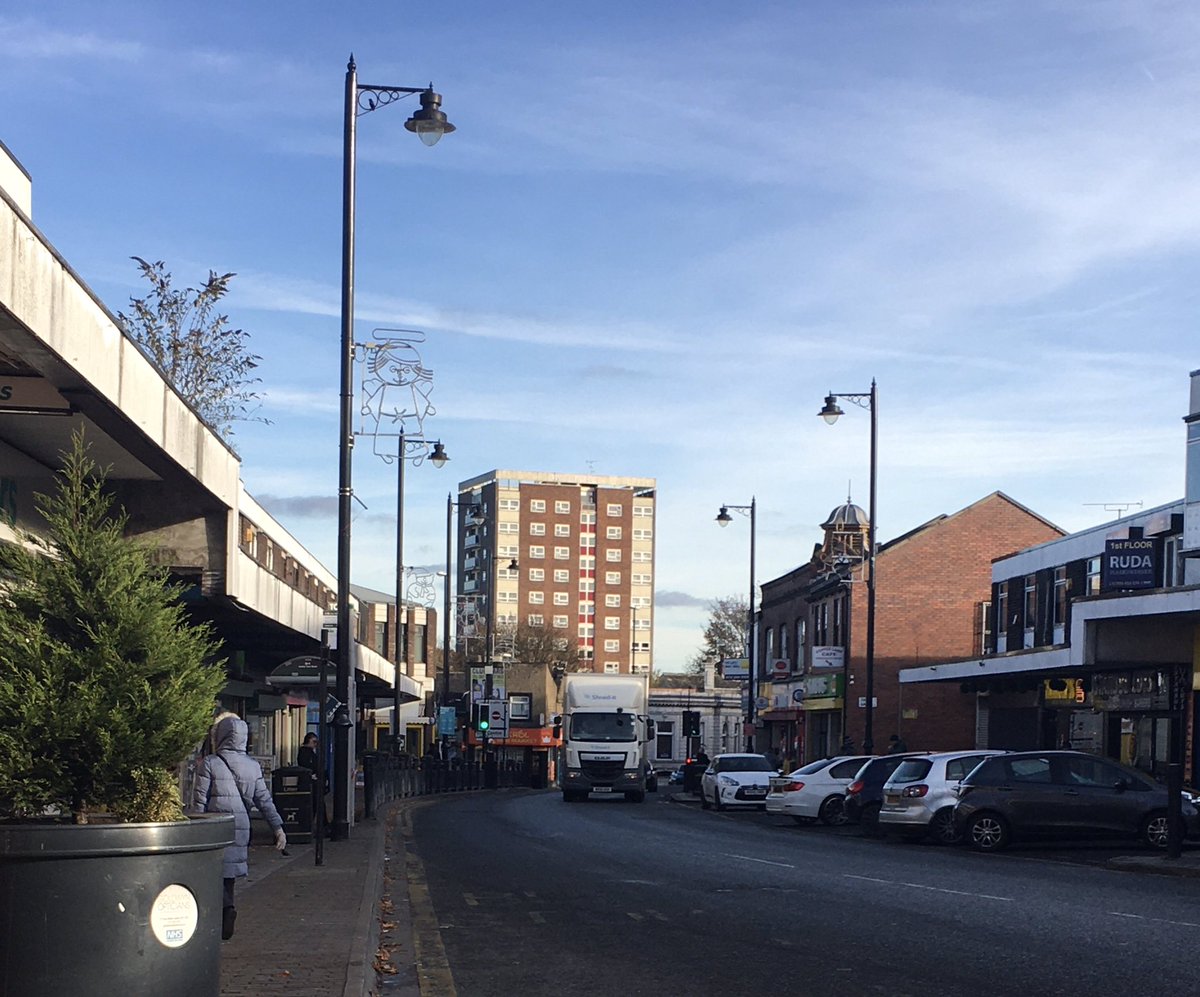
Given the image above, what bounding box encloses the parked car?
[700,753,778,811]
[766,756,873,825]
[879,750,1006,843]
[954,750,1200,852]
[843,754,930,831]
[667,765,686,786]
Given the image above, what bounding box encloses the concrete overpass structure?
[0,138,421,791]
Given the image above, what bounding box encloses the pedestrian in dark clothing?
[888,734,908,754]
[695,750,710,767]
[298,731,330,836]
[191,712,286,940]
[840,736,855,754]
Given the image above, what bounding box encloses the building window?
[553,592,570,606]
[498,522,518,534]
[508,693,532,720]
[581,511,596,525]
[579,601,594,616]
[605,571,621,585]
[579,647,593,660]
[528,614,544,627]
[655,719,674,759]
[529,545,545,559]
[497,591,517,603]
[555,523,571,537]
[530,499,546,512]
[1164,535,1183,587]
[554,569,570,583]
[976,599,992,655]
[580,579,595,593]
[633,529,652,540]
[579,555,596,570]
[632,551,652,562]
[605,594,621,607]
[555,500,571,514]
[997,582,1009,632]
[580,534,595,549]
[1086,557,1101,596]
[604,661,620,674]
[605,639,620,652]
[831,597,844,645]
[633,640,650,653]
[604,616,620,630]
[606,526,623,540]
[606,549,622,562]
[499,498,519,511]
[1053,567,1067,629]
[634,504,653,518]
[499,544,519,557]
[632,573,651,585]
[631,595,651,607]
[530,522,546,536]
[528,568,545,581]
[529,591,544,604]
[634,617,650,631]
[578,623,594,637]
[1023,573,1037,647]
[553,614,569,628]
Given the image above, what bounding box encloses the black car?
[843,754,927,831]
[954,750,1200,852]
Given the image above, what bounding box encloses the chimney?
[703,661,715,692]
[1184,369,1200,581]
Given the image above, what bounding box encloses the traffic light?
[471,701,491,733]
[682,710,700,736]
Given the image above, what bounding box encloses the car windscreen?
[888,759,932,783]
[569,712,636,742]
[720,756,775,773]
[791,759,833,776]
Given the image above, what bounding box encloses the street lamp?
[818,378,878,753]
[715,498,757,751]
[336,56,454,841]
[390,431,448,744]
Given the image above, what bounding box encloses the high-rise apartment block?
[456,470,656,674]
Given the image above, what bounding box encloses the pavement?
[219,786,1200,997]
[220,800,419,997]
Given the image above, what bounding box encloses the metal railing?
[361,753,535,819]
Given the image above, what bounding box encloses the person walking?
[297,731,330,836]
[887,733,908,754]
[191,712,287,940]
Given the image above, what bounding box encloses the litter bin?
[272,766,313,842]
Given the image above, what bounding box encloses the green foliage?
[0,434,226,823]
[118,257,267,440]
[683,595,750,684]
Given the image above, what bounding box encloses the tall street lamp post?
[818,379,878,753]
[442,493,480,752]
[716,498,757,751]
[391,429,448,743]
[336,56,454,840]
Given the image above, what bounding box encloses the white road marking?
[1110,911,1200,928]
[528,912,546,924]
[463,893,478,907]
[843,873,1013,902]
[627,912,644,921]
[724,853,796,868]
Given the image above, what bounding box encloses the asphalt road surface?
[405,787,1200,996]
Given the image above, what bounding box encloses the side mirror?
[1113,779,1127,793]
[646,718,657,741]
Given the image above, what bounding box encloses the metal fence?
[361,753,534,819]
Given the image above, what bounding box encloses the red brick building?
[757,491,1063,762]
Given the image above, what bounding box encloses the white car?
[766,755,873,825]
[700,753,777,811]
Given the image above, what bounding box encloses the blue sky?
[2,1,1197,670]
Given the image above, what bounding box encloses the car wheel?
[1142,810,1170,849]
[714,788,726,812]
[966,812,1009,852]
[929,807,961,845]
[860,802,882,835]
[818,796,848,827]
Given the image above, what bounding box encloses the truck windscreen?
[569,712,636,742]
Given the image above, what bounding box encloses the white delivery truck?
[558,673,656,803]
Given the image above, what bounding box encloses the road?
[401,787,1200,996]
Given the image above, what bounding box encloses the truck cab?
[558,674,655,803]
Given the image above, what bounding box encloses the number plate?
[593,786,613,793]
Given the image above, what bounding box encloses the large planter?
[0,813,234,997]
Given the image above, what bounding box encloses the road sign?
[438,706,457,736]
[485,699,509,738]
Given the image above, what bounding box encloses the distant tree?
[652,670,698,689]
[683,595,750,686]
[118,257,266,440]
[494,621,584,669]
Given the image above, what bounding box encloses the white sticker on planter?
[150,884,199,948]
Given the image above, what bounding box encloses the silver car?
[879,750,1005,844]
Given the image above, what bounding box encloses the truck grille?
[581,759,625,782]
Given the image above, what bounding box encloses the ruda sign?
[1100,537,1159,592]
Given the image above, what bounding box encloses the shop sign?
[770,658,791,680]
[811,646,844,670]
[1043,678,1084,703]
[721,657,749,680]
[804,673,843,698]
[1091,669,1171,711]
[0,376,72,414]
[1100,538,1160,592]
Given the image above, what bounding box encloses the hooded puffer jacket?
[190,713,284,879]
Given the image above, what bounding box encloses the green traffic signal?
[479,718,490,731]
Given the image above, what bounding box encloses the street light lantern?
[429,441,449,468]
[819,393,844,425]
[467,504,485,527]
[508,558,519,572]
[404,89,456,146]
[715,505,733,527]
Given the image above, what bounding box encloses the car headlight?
[718,775,738,787]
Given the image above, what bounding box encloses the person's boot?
[222,906,237,940]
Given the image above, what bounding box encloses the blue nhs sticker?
[166,929,184,942]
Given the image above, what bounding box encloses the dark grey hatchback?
[954,750,1200,852]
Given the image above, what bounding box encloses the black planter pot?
[0,813,235,997]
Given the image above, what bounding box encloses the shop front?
[800,672,844,763]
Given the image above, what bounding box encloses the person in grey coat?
[191,712,287,940]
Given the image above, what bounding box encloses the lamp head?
[508,558,520,572]
[715,505,733,528]
[819,393,844,425]
[429,441,449,468]
[467,504,485,527]
[405,89,456,147]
